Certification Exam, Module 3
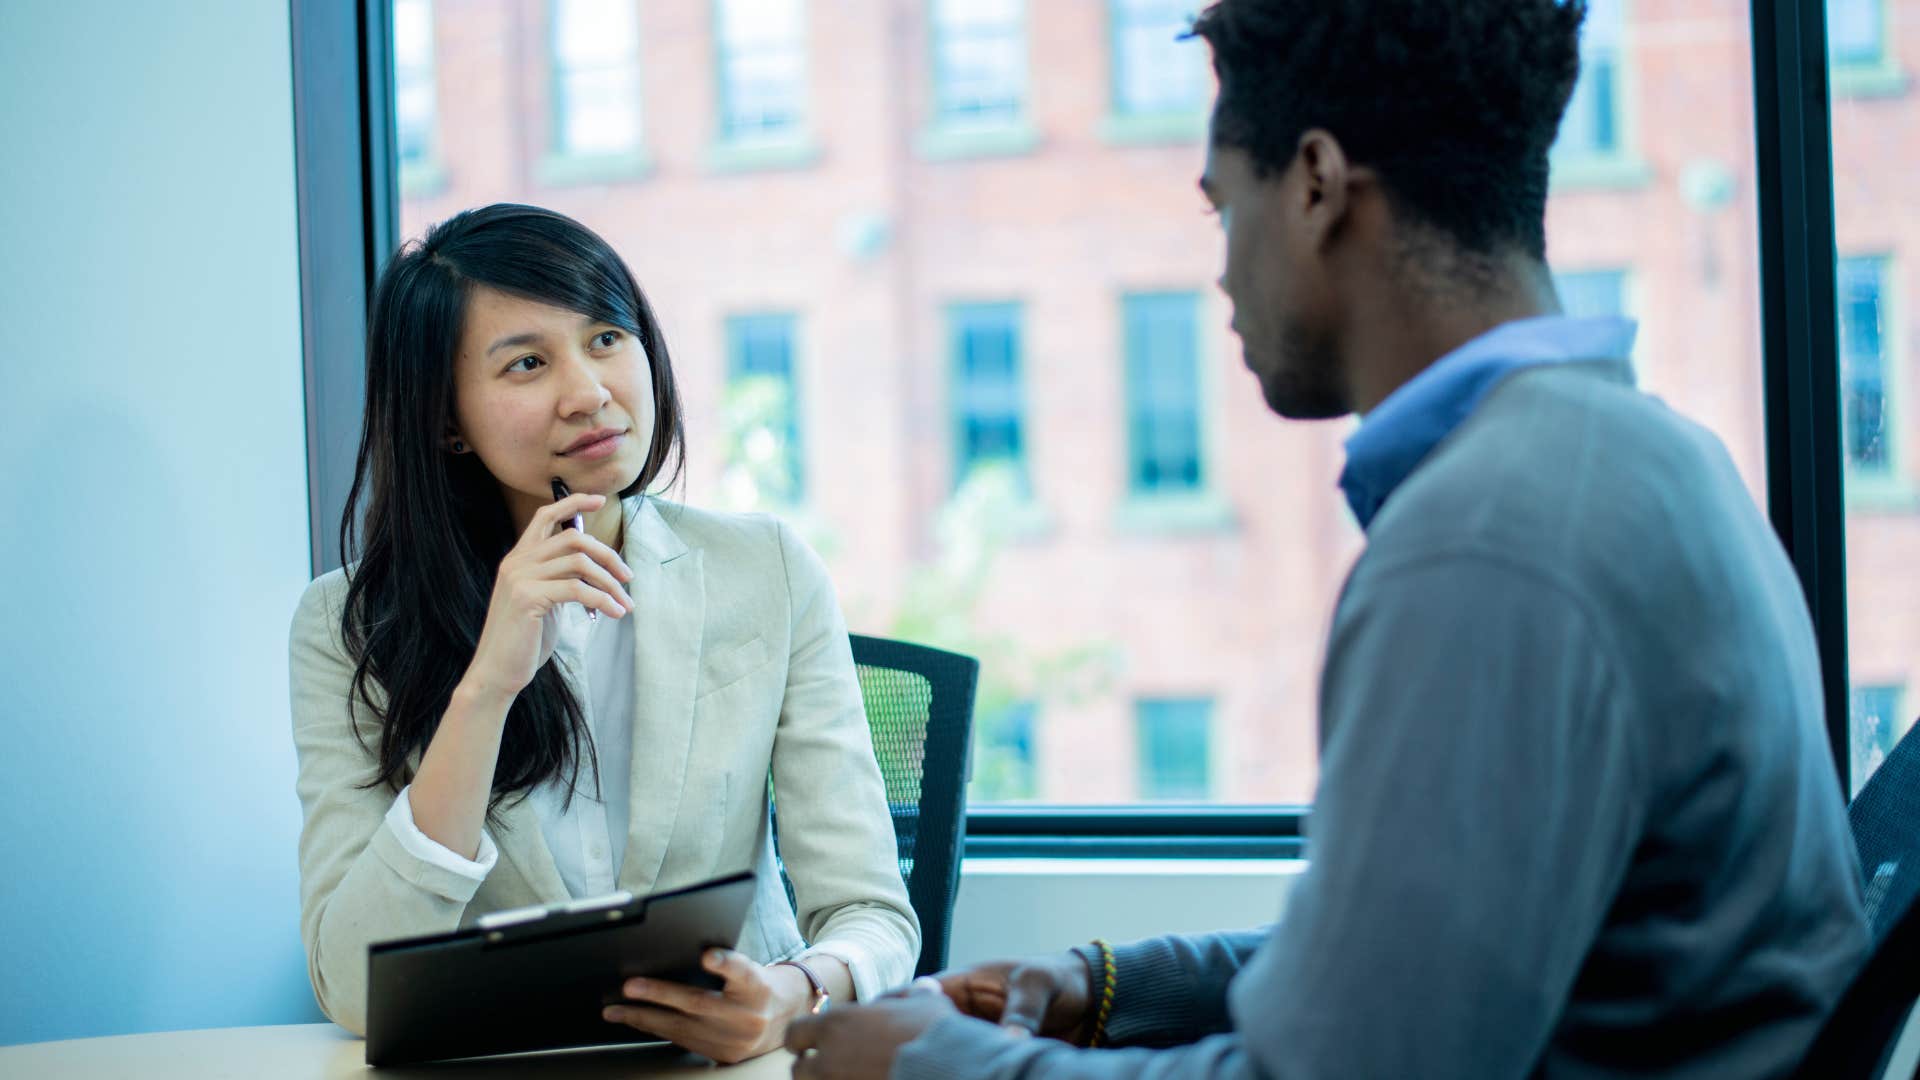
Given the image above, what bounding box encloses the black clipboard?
[364,870,757,1067]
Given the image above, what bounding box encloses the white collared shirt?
[385,599,636,900]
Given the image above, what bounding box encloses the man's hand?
[936,952,1096,1042]
[785,981,956,1080]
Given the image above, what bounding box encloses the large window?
[1122,292,1204,498]
[715,0,809,143]
[550,0,643,159]
[930,0,1027,128]
[370,1,1882,825]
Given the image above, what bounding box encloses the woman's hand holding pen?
[461,492,634,702]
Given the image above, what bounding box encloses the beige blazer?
[289,498,919,1035]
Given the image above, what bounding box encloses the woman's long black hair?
[338,204,685,816]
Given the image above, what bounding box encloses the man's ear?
[1294,129,1354,251]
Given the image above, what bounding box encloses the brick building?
[396,0,1920,803]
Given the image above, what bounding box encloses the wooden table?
[0,1024,794,1079]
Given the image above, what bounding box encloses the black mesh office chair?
[1793,717,1920,1079]
[772,635,979,978]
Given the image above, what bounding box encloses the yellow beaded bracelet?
[1087,938,1117,1048]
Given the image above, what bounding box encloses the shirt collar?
[1338,314,1638,529]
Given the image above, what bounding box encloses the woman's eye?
[594,330,620,349]
[505,354,544,374]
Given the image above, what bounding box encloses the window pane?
[1830,1,1920,795]
[933,0,1026,124]
[1124,292,1203,496]
[553,0,641,154]
[1111,0,1207,117]
[392,0,436,167]
[1849,686,1908,793]
[718,0,807,140]
[972,701,1038,801]
[949,303,1029,493]
[1829,0,1883,67]
[1137,698,1211,801]
[1552,0,1624,163]
[725,314,805,506]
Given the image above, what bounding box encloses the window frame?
[296,0,1857,860]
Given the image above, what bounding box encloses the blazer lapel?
[617,498,704,894]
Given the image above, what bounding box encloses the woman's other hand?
[602,948,814,1064]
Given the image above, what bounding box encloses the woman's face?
[449,284,656,524]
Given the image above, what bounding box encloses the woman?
[289,204,917,1062]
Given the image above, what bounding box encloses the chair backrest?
[849,634,979,977]
[1793,716,1920,1079]
[770,635,979,979]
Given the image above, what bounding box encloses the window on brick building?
[716,0,808,142]
[1850,684,1909,793]
[551,0,643,157]
[1829,0,1885,68]
[1137,698,1212,801]
[1123,292,1205,497]
[724,313,805,506]
[392,0,437,173]
[931,0,1027,127]
[1838,257,1894,476]
[973,701,1038,801]
[1110,0,1207,118]
[1553,270,1629,320]
[1553,0,1625,165]
[948,302,1031,495]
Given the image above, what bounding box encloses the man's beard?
[1256,324,1347,420]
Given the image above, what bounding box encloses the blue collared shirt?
[1339,314,1639,529]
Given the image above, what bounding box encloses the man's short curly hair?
[1191,0,1587,260]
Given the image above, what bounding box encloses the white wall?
[0,0,319,1045]
[949,860,1302,965]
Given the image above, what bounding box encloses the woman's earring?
[450,439,467,454]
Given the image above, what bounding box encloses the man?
[788,1,1867,1076]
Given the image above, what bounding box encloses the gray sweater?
[895,360,1867,1079]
